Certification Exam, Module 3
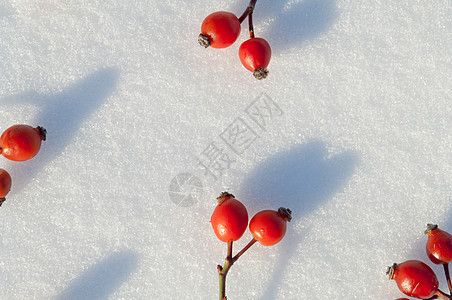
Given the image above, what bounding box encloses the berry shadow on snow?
[0,67,120,193]
[231,0,338,54]
[239,140,358,299]
[56,249,139,300]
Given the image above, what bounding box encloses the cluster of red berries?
[210,192,292,299]
[388,224,452,299]
[0,124,47,207]
[198,0,271,80]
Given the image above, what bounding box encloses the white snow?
[0,0,451,299]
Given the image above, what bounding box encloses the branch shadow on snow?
[231,0,338,54]
[239,140,359,300]
[55,249,139,300]
[0,67,120,193]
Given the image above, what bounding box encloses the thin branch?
[444,263,452,297]
[248,11,255,38]
[219,241,233,300]
[233,238,257,263]
[218,239,258,300]
[238,0,258,24]
[433,289,452,299]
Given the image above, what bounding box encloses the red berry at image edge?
[249,207,292,246]
[210,192,248,242]
[425,223,452,265]
[198,11,241,49]
[0,168,12,206]
[0,125,46,161]
[387,260,439,299]
[239,37,271,80]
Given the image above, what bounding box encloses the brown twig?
[218,238,258,300]
[432,289,452,299]
[238,0,258,24]
[444,263,452,297]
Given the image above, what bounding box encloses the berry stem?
[0,197,5,207]
[238,0,258,24]
[238,8,250,24]
[433,289,452,299]
[232,238,257,263]
[218,238,258,300]
[218,241,233,300]
[444,263,452,296]
[248,11,255,38]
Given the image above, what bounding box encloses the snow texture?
[0,0,451,299]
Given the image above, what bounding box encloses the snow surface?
[0,0,451,299]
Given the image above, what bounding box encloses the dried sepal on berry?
[387,260,439,299]
[199,12,241,49]
[211,192,248,242]
[249,207,292,246]
[239,37,271,80]
[0,125,47,161]
[425,224,452,264]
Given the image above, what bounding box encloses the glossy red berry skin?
[211,192,248,242]
[425,224,452,264]
[387,260,439,299]
[199,11,241,49]
[0,125,46,161]
[239,38,271,79]
[249,208,292,246]
[0,169,12,204]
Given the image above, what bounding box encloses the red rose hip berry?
[425,223,452,265]
[198,11,241,49]
[249,207,292,246]
[239,37,271,80]
[0,168,12,206]
[387,260,439,299]
[211,192,248,242]
[0,125,47,161]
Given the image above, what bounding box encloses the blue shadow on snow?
[0,4,15,19]
[239,139,359,300]
[55,249,139,300]
[231,0,338,54]
[0,67,120,192]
